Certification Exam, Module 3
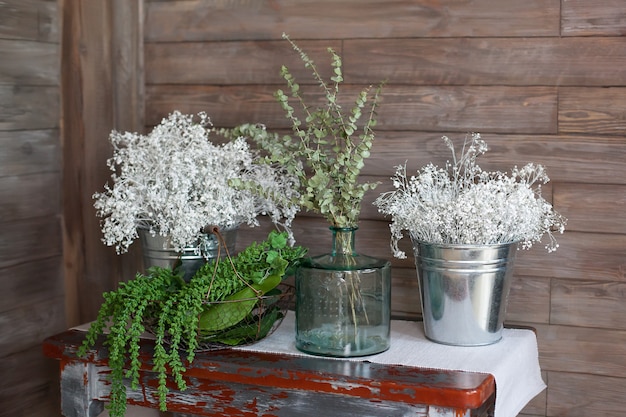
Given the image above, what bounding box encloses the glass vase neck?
[330,226,358,256]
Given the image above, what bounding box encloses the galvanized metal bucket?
[412,240,518,346]
[138,227,237,281]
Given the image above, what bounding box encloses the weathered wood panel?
[537,324,626,377]
[559,87,626,136]
[0,257,64,313]
[0,346,61,417]
[506,276,551,324]
[345,37,626,87]
[145,0,560,42]
[0,0,58,42]
[0,129,60,177]
[547,372,626,416]
[0,217,62,269]
[554,183,626,234]
[145,85,557,134]
[0,40,59,85]
[145,40,340,85]
[0,297,66,354]
[562,0,626,36]
[513,231,626,281]
[0,86,59,130]
[60,0,146,326]
[551,280,626,331]
[0,173,61,222]
[366,133,626,185]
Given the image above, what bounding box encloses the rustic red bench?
[43,329,495,417]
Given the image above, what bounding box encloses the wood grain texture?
[145,0,559,42]
[550,279,626,331]
[554,183,626,234]
[0,257,64,313]
[0,129,60,177]
[366,133,626,185]
[0,40,59,85]
[0,86,59,130]
[547,372,626,416]
[0,173,61,222]
[537,324,626,377]
[559,87,626,135]
[0,345,62,417]
[513,231,626,281]
[145,40,340,85]
[0,216,62,269]
[0,297,66,354]
[145,84,557,134]
[344,37,626,87]
[562,0,626,36]
[0,0,58,42]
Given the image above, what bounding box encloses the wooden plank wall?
[0,0,64,416]
[140,1,626,416]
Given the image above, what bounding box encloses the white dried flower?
[94,111,299,254]
[374,133,567,258]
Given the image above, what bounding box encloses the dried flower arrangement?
[374,133,567,258]
[94,110,299,254]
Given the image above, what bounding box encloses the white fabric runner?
[238,311,546,417]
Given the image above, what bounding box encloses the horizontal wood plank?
[0,173,61,222]
[0,345,61,417]
[547,371,626,416]
[554,183,626,234]
[145,40,340,85]
[0,296,66,354]
[0,216,62,269]
[344,37,626,87]
[0,129,60,177]
[0,39,59,85]
[550,279,626,331]
[145,85,557,134]
[513,231,626,281]
[146,37,626,87]
[365,133,626,185]
[506,276,551,324]
[0,85,59,130]
[562,0,626,36]
[559,87,626,136]
[0,0,58,42]
[537,325,626,378]
[0,256,64,313]
[145,0,559,42]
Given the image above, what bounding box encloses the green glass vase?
[295,227,391,357]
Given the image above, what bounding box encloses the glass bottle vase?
[295,226,391,357]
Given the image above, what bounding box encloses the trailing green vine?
[77,230,306,417]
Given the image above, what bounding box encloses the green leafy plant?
[221,33,385,228]
[77,230,306,417]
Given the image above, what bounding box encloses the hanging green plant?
[77,230,306,417]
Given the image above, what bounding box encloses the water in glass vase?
[295,227,391,357]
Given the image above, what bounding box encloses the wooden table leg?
[60,361,105,417]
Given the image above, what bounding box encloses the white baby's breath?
[374,133,567,258]
[94,111,299,254]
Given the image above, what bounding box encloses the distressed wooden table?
[43,329,496,417]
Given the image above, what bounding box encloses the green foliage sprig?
[77,231,306,417]
[221,33,385,228]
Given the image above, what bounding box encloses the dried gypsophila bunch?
[94,110,300,254]
[374,133,567,259]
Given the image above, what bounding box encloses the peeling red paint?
[44,330,496,416]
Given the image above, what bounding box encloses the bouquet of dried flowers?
[222,33,384,229]
[374,133,567,258]
[94,110,299,254]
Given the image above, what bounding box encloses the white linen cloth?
[238,311,546,417]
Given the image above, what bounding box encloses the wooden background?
[2,1,626,416]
